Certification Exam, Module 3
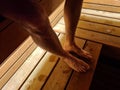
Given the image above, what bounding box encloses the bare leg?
[0,0,90,72]
[64,0,92,61]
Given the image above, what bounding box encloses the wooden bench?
[1,0,120,90]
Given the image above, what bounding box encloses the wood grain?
[42,34,86,90]
[59,17,120,36]
[66,41,102,90]
[84,0,120,6]
[54,23,120,48]
[83,2,120,13]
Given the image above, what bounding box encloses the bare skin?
[0,0,92,72]
[64,0,92,60]
[63,0,92,72]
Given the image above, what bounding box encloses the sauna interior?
[0,0,120,90]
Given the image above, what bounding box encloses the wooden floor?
[1,0,120,90]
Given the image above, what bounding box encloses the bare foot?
[64,44,93,63]
[63,52,90,72]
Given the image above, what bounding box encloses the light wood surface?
[42,34,86,90]
[83,2,120,13]
[80,14,120,27]
[54,23,120,48]
[82,9,120,20]
[66,41,102,90]
[59,17,120,36]
[84,0,120,6]
[1,0,120,90]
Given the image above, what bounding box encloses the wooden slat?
[20,35,63,90]
[0,43,37,89]
[42,34,86,90]
[20,53,59,90]
[77,20,120,37]
[0,36,34,78]
[83,2,120,13]
[0,22,29,64]
[2,47,46,90]
[54,23,120,48]
[82,9,120,20]
[66,41,102,90]
[2,32,59,90]
[80,14,120,27]
[59,17,120,37]
[76,28,120,48]
[84,0,120,7]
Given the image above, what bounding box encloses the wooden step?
[19,34,102,90]
[54,21,120,48]
[82,9,120,20]
[84,0,120,7]
[80,14,120,27]
[1,1,119,90]
[59,17,120,37]
[1,21,102,90]
[83,2,120,13]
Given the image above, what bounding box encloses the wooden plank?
[59,13,120,27]
[77,20,120,37]
[83,2,120,13]
[0,22,29,64]
[20,35,63,90]
[2,31,58,90]
[54,23,120,48]
[76,28,120,48]
[2,47,46,90]
[84,0,120,7]
[66,41,102,90]
[42,34,86,90]
[59,17,120,36]
[0,36,34,78]
[20,53,59,90]
[82,9,120,20]
[0,43,37,89]
[80,14,120,27]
